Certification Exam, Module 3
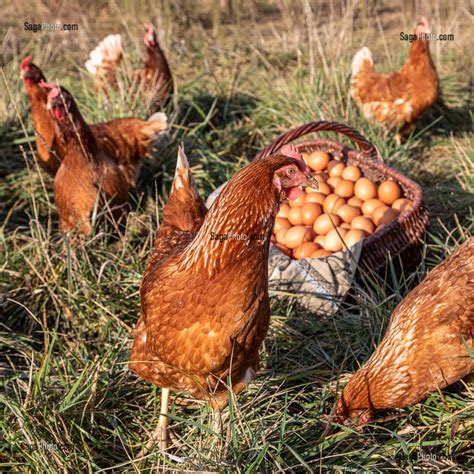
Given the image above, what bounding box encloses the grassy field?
[1,0,473,471]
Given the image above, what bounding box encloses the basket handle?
[254,121,382,162]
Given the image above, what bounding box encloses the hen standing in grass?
[85,23,173,109]
[44,83,130,235]
[334,237,474,425]
[129,145,319,450]
[350,17,439,142]
[20,56,168,186]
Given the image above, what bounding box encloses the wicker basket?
[255,121,430,273]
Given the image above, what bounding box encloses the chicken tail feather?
[351,47,373,77]
[85,34,123,76]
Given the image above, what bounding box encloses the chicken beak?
[303,173,319,191]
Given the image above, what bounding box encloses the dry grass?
[1,0,473,471]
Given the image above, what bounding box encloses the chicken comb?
[20,55,33,71]
[280,144,302,161]
[144,23,156,37]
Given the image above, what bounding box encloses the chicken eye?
[287,167,296,176]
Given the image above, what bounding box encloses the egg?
[301,203,322,225]
[341,223,352,230]
[334,180,355,198]
[347,196,363,208]
[354,177,377,201]
[305,192,326,206]
[313,213,341,235]
[342,165,362,182]
[314,234,326,247]
[361,198,384,216]
[336,204,361,223]
[351,215,375,234]
[274,217,292,233]
[315,182,331,195]
[293,242,321,259]
[284,226,314,249]
[275,228,289,244]
[327,176,342,190]
[328,160,345,177]
[324,227,348,252]
[315,171,329,182]
[288,207,303,226]
[323,194,345,214]
[378,180,402,205]
[306,150,331,171]
[310,249,332,258]
[392,198,413,213]
[344,229,368,248]
[372,206,399,226]
[277,203,291,218]
[275,242,292,257]
[289,194,306,208]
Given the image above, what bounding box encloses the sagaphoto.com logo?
[24,21,78,33]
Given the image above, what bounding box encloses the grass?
[1,0,473,471]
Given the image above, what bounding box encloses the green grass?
[1,0,473,471]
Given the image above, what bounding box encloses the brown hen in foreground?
[350,17,438,142]
[129,145,318,450]
[21,56,167,185]
[334,237,474,425]
[44,84,130,235]
[85,23,173,109]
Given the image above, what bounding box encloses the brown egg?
[277,203,291,218]
[313,213,341,235]
[335,180,355,198]
[351,215,375,234]
[376,224,387,232]
[344,229,368,248]
[314,234,326,247]
[315,171,329,182]
[327,176,342,190]
[324,227,348,252]
[341,222,352,230]
[289,194,306,208]
[354,177,377,201]
[293,242,321,259]
[288,207,303,226]
[392,198,413,213]
[306,150,331,171]
[274,217,292,233]
[314,181,331,195]
[342,165,362,182]
[275,228,289,244]
[361,198,384,216]
[310,249,332,258]
[378,180,402,205]
[275,242,292,257]
[324,194,346,214]
[347,196,363,208]
[301,203,322,226]
[372,206,399,226]
[328,161,345,177]
[284,226,314,249]
[336,204,361,223]
[305,192,326,206]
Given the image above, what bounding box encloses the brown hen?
[350,17,439,141]
[334,237,474,425]
[129,145,318,450]
[85,23,173,109]
[44,84,130,235]
[21,56,167,185]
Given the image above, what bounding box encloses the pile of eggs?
[272,150,414,259]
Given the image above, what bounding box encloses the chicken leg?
[137,387,170,457]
